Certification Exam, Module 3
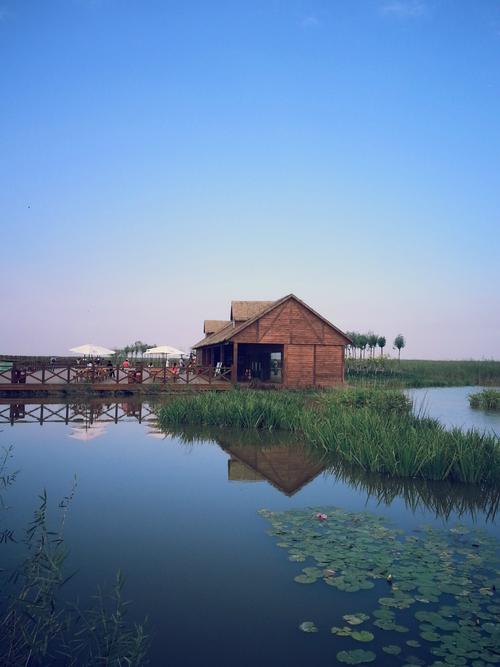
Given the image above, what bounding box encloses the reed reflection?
[168,424,500,522]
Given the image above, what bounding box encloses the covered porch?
[197,343,283,384]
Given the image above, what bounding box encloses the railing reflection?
[0,400,158,426]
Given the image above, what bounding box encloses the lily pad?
[336,649,376,664]
[382,645,402,655]
[352,631,374,643]
[331,626,353,637]
[294,574,316,584]
[343,613,370,626]
[299,621,318,633]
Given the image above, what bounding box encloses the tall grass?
[346,359,500,388]
[469,389,500,410]
[157,389,500,486]
[0,446,149,667]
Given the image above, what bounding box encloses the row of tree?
[345,332,406,360]
[113,340,157,359]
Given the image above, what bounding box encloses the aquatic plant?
[259,506,500,666]
[0,447,149,666]
[469,389,500,411]
[157,389,500,485]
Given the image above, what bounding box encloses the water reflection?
[167,424,500,522]
[3,400,499,523]
[0,399,157,425]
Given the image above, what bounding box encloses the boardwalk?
[0,362,233,393]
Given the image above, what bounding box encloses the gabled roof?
[230,301,274,321]
[204,320,231,335]
[193,294,352,349]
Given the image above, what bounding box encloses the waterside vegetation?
[0,447,149,667]
[346,358,500,387]
[469,389,500,411]
[157,388,500,486]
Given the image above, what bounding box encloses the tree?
[393,334,405,361]
[377,336,386,357]
[345,332,357,359]
[367,333,378,359]
[357,334,368,359]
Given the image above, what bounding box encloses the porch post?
[231,342,238,384]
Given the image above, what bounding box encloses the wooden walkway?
[0,363,233,394]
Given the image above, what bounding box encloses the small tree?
[357,334,368,359]
[393,334,405,361]
[377,336,386,358]
[367,333,378,359]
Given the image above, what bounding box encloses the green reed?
[347,358,500,388]
[0,447,149,667]
[469,389,500,410]
[157,388,500,486]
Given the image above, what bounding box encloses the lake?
[1,388,499,666]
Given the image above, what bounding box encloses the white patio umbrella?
[143,345,188,358]
[68,424,107,442]
[69,344,115,357]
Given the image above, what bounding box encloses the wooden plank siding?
[194,294,349,388]
[231,299,346,387]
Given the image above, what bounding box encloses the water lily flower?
[316,513,328,521]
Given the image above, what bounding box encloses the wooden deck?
[0,363,233,394]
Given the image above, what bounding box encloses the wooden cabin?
[192,294,351,388]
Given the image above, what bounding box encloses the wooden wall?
[232,298,346,387]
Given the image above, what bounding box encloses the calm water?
[0,389,499,666]
[408,385,500,433]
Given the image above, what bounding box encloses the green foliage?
[158,389,500,485]
[393,334,406,360]
[346,358,500,388]
[469,389,500,411]
[0,448,149,666]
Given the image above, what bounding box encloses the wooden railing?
[0,363,233,387]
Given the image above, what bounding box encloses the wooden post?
[67,364,71,384]
[231,342,238,384]
[220,344,224,367]
[313,345,317,387]
[41,364,45,385]
[282,344,287,387]
[163,360,167,385]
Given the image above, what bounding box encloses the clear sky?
[1,0,499,359]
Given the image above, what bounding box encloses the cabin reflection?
[225,448,325,496]
[214,431,326,496]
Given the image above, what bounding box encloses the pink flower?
[316,513,328,521]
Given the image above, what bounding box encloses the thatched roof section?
[203,320,231,335]
[230,301,274,322]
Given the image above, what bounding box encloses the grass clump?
[469,389,500,411]
[157,388,500,486]
[0,446,149,667]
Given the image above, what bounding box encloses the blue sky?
[1,0,499,358]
